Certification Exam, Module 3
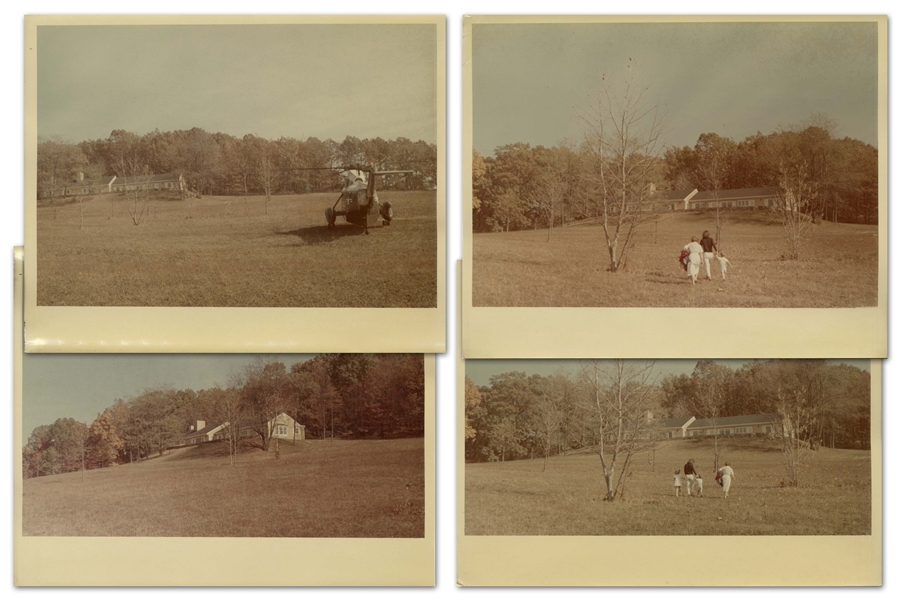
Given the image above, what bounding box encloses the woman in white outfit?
[683,237,704,285]
[718,462,736,498]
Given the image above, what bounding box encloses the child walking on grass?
[694,475,704,497]
[717,252,732,280]
[673,469,683,497]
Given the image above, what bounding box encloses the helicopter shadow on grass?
[274,224,367,246]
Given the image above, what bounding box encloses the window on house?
[276,425,287,436]
[295,425,301,435]
[154,183,160,189]
[166,182,173,188]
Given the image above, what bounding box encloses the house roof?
[179,423,220,439]
[237,412,298,430]
[114,173,181,185]
[656,417,694,428]
[688,413,778,429]
[72,176,116,187]
[656,187,780,203]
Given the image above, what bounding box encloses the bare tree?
[216,385,246,466]
[529,162,570,242]
[239,359,289,451]
[694,133,738,247]
[256,143,279,215]
[774,160,816,260]
[579,62,666,272]
[579,360,658,501]
[531,375,564,472]
[689,361,733,473]
[109,131,152,226]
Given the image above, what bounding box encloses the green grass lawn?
[473,210,879,307]
[36,190,437,307]
[23,438,425,537]
[465,437,870,536]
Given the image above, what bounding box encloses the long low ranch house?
[656,413,779,439]
[655,187,781,211]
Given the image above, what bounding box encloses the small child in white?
[717,252,732,280]
[694,475,704,497]
[673,469,682,497]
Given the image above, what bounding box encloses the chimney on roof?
[197,420,206,431]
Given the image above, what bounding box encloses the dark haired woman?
[700,230,718,280]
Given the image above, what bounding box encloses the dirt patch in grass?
[465,437,870,536]
[473,211,878,307]
[36,191,437,307]
[23,438,425,538]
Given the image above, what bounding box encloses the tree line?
[473,119,878,235]
[466,360,869,497]
[38,128,438,198]
[23,354,425,478]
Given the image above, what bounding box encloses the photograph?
[21,352,427,538]
[470,20,878,308]
[464,358,871,536]
[456,356,881,586]
[35,22,438,309]
[24,15,446,354]
[462,16,887,359]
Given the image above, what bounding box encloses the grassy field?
[36,190,437,307]
[23,438,424,537]
[465,437,871,536]
[473,210,879,307]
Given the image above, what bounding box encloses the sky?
[465,359,870,387]
[37,23,437,143]
[22,353,314,434]
[472,21,879,155]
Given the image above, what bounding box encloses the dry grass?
[36,191,437,307]
[473,211,879,307]
[465,437,871,536]
[23,438,425,537]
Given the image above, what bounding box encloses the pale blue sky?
[465,359,870,387]
[473,21,879,155]
[38,24,437,143]
[23,353,313,434]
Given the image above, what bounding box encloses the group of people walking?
[672,458,736,499]
[680,230,731,285]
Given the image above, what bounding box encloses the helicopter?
[294,164,413,234]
